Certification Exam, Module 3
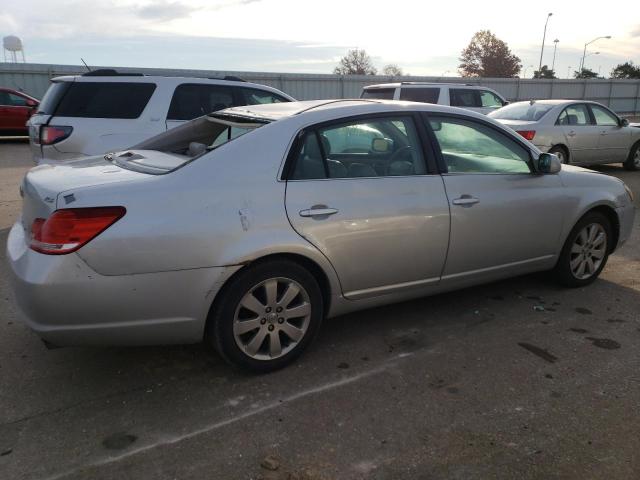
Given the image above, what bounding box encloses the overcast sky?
[1,0,639,78]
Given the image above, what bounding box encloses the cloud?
[136,1,200,21]
[631,25,640,37]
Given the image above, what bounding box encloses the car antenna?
[81,58,92,72]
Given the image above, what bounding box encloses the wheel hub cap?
[233,277,311,361]
[569,223,607,280]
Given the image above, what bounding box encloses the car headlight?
[623,183,634,202]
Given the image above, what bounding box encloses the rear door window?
[361,88,396,100]
[54,82,156,119]
[239,88,288,105]
[557,104,591,126]
[450,89,481,108]
[399,88,440,103]
[167,84,235,120]
[0,92,28,106]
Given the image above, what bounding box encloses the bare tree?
[459,30,521,78]
[334,49,377,75]
[382,64,403,76]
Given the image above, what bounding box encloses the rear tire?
[623,142,640,171]
[206,259,323,373]
[554,211,612,288]
[549,145,569,164]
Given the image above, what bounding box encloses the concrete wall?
[2,62,640,114]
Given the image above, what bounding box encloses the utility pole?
[538,13,553,73]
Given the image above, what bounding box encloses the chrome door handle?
[299,207,339,217]
[568,131,576,137]
[452,196,480,206]
[600,131,608,135]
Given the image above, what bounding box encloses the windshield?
[489,102,554,121]
[112,113,268,174]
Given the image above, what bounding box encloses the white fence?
[2,62,640,114]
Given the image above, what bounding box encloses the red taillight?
[40,125,73,145]
[516,130,536,141]
[30,207,126,255]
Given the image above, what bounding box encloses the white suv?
[28,69,295,163]
[361,82,508,114]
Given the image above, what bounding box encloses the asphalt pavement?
[1,139,639,480]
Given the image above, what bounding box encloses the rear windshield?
[361,88,395,100]
[489,102,554,121]
[53,82,156,119]
[116,114,268,174]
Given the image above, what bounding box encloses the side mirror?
[371,137,392,153]
[620,118,629,127]
[26,99,38,107]
[536,152,561,174]
[503,101,510,106]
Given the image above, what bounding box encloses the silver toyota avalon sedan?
[7,100,635,371]
[489,99,640,170]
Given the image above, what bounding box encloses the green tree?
[574,68,598,79]
[382,64,403,76]
[533,65,556,79]
[610,61,640,79]
[334,49,377,75]
[459,30,521,77]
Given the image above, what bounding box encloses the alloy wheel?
[233,277,311,360]
[569,223,607,280]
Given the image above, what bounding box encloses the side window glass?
[480,90,503,107]
[290,117,427,180]
[241,88,287,105]
[450,89,480,108]
[167,84,234,121]
[291,134,327,180]
[399,88,440,104]
[557,104,590,126]
[0,92,9,106]
[591,105,619,126]
[428,116,531,174]
[7,93,28,106]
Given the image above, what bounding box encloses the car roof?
[364,82,482,89]
[0,87,39,100]
[49,73,295,98]
[216,99,490,122]
[508,99,601,106]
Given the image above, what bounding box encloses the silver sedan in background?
[7,100,636,372]
[489,100,640,170]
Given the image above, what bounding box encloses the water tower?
[3,36,26,63]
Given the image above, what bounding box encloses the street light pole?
[567,66,572,79]
[538,13,553,73]
[551,39,559,73]
[579,36,611,72]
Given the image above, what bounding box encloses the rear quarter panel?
[69,120,342,297]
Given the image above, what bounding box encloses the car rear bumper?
[6,221,237,346]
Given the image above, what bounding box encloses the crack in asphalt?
[42,354,412,480]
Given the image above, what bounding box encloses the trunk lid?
[20,154,149,234]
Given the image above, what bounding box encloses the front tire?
[206,259,323,372]
[554,212,612,288]
[623,142,640,171]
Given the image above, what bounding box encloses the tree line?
[334,31,640,79]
